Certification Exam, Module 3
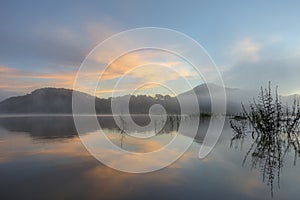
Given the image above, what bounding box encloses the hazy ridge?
[0,83,298,115]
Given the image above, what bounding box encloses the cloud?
[79,48,200,97]
[86,21,123,43]
[223,57,300,95]
[95,49,197,79]
[230,38,261,62]
[0,19,123,68]
[0,21,201,100]
[0,51,198,99]
[0,65,76,94]
[0,26,87,67]
[0,22,206,99]
[0,65,15,73]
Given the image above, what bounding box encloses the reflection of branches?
[118,116,126,148]
[230,117,247,149]
[230,82,300,197]
[167,114,181,131]
[116,115,183,148]
[154,115,182,135]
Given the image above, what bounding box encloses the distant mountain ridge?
[0,84,298,114]
[0,87,179,114]
[0,88,95,114]
[178,83,246,114]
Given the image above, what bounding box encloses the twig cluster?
[230,82,300,197]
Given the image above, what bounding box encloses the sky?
[1,0,300,100]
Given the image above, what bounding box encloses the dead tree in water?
[230,82,300,197]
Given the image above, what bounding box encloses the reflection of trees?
[230,82,300,197]
[115,115,183,152]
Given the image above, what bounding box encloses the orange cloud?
[0,65,16,73]
[91,49,198,82]
[0,25,200,97]
[230,38,261,62]
[0,65,77,93]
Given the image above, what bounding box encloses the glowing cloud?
[230,38,261,62]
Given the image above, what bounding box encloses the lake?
[0,116,299,199]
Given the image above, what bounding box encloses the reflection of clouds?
[0,132,91,164]
[82,164,185,199]
[0,129,193,171]
[80,130,195,172]
[0,130,194,200]
[233,171,265,196]
[105,130,176,153]
[195,139,266,197]
[0,157,9,164]
[3,121,300,199]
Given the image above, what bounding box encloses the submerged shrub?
[230,82,300,197]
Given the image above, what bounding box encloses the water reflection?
[0,115,210,147]
[1,116,300,199]
[0,116,202,199]
[230,117,300,197]
[0,116,78,139]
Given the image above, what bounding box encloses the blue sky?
[1,0,300,99]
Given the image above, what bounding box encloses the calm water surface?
[0,116,299,199]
